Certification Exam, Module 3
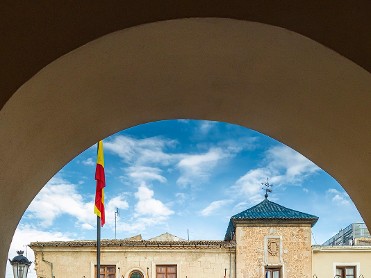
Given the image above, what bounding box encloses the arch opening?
[8,119,366,277]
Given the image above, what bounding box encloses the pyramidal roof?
[224,198,318,240]
[232,198,318,221]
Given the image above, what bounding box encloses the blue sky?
[7,120,364,277]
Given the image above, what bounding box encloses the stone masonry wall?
[235,224,312,278]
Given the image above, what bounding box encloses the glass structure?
[323,223,370,246]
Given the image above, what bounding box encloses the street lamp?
[9,250,32,278]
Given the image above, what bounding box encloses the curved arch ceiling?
[1,18,370,276]
[1,2,371,109]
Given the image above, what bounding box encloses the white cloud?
[233,201,250,212]
[126,166,167,184]
[117,216,169,234]
[81,223,94,230]
[106,195,129,212]
[134,184,173,217]
[105,135,181,186]
[26,176,95,228]
[176,148,228,187]
[326,188,351,206]
[82,157,95,166]
[175,192,187,204]
[106,134,254,189]
[175,138,257,188]
[231,145,320,202]
[104,195,130,228]
[26,176,129,231]
[114,184,174,234]
[7,225,72,278]
[232,168,270,203]
[198,120,217,135]
[218,136,257,153]
[200,200,231,216]
[104,135,177,166]
[265,146,319,184]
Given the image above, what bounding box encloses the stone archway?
[1,18,370,276]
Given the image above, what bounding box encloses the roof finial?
[262,178,273,199]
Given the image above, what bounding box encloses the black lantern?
[9,250,32,278]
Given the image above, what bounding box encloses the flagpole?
[94,140,105,278]
[97,216,101,278]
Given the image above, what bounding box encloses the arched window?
[129,270,144,278]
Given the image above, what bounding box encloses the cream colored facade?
[30,200,371,277]
[31,240,235,278]
[312,246,371,278]
[31,234,371,278]
[31,239,371,278]
[30,223,315,277]
[30,199,322,278]
[32,226,313,278]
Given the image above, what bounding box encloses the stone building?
[223,198,318,277]
[30,198,321,278]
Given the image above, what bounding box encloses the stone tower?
[224,198,318,278]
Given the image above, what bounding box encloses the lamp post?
[9,250,32,278]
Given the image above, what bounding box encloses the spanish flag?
[94,140,105,226]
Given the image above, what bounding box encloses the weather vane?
[262,178,273,199]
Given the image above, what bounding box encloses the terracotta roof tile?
[29,239,235,249]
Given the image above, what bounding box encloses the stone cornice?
[312,245,371,252]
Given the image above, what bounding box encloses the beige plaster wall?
[312,247,371,277]
[32,246,235,278]
[235,224,312,278]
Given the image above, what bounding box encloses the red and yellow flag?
[94,140,105,226]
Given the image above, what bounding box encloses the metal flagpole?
[97,216,101,278]
[94,140,105,278]
[115,208,119,239]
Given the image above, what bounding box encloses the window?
[129,270,144,278]
[95,265,116,278]
[336,266,356,278]
[265,268,281,278]
[156,265,177,278]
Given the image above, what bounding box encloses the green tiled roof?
[224,198,318,240]
[232,198,318,221]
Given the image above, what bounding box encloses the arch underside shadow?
[0,18,370,276]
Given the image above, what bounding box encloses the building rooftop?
[29,239,235,249]
[225,198,318,240]
[29,232,235,249]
